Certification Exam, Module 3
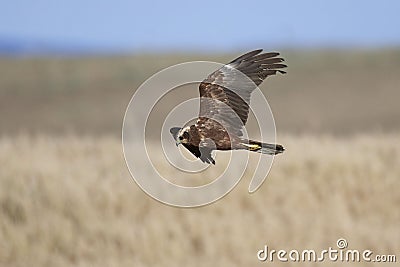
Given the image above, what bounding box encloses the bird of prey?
[170,49,286,165]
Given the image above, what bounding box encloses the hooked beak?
[175,140,181,147]
[170,127,182,147]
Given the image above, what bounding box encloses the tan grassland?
[0,134,399,266]
[0,50,399,266]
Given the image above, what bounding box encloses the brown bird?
[170,49,286,164]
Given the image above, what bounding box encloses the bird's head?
[170,126,190,146]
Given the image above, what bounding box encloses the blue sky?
[1,0,400,52]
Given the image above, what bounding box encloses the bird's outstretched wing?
[197,49,286,136]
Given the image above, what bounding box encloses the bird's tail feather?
[241,140,285,155]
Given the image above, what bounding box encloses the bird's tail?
[240,140,285,155]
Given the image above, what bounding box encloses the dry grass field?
[0,50,399,266]
[0,135,399,266]
[1,50,400,136]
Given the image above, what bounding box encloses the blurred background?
[0,1,399,266]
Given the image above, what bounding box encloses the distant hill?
[0,37,119,56]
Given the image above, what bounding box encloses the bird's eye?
[179,136,183,140]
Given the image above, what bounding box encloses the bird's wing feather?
[198,49,286,135]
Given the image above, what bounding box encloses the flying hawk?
[170,49,286,165]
